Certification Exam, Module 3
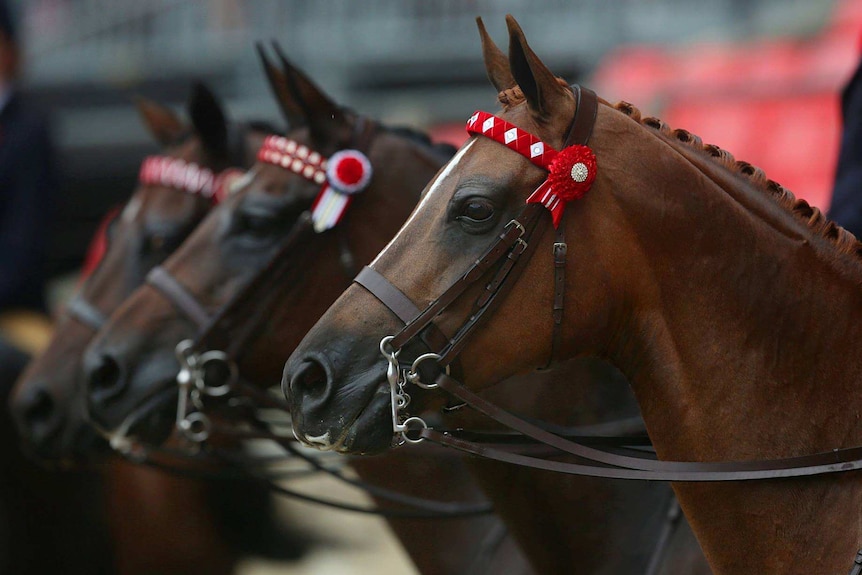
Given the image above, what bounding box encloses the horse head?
[283,16,629,453]
[10,82,266,461]
[80,46,449,449]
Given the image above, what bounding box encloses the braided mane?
[497,86,861,258]
[609,100,862,259]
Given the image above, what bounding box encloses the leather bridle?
[65,142,249,333]
[144,115,379,439]
[104,115,506,521]
[355,85,862,486]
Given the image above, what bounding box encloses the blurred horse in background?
[82,46,535,575]
[6,83,308,574]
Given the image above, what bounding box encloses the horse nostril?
[15,387,59,441]
[24,389,54,423]
[88,354,125,399]
[290,359,330,401]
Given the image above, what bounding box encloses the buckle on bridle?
[506,218,526,237]
[553,242,568,257]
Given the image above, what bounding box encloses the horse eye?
[458,198,494,223]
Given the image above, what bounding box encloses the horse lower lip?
[300,431,339,450]
[93,384,178,446]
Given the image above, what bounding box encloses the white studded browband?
[138,156,240,204]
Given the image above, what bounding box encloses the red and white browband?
[138,156,239,204]
[466,110,596,228]
[257,135,372,232]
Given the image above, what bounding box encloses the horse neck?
[605,131,862,458]
[595,123,862,573]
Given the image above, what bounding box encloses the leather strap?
[388,214,531,350]
[66,295,108,331]
[355,267,422,323]
[565,85,598,147]
[146,266,212,329]
[541,85,598,367]
[438,206,544,366]
[544,226,566,369]
[420,373,862,481]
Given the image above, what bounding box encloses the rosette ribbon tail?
[311,185,353,233]
[526,143,597,229]
[526,180,566,228]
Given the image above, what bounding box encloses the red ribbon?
[467,110,597,228]
[525,144,596,228]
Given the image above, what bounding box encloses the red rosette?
[546,144,596,202]
[326,149,372,195]
[526,144,597,227]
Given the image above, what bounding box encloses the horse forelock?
[610,100,862,262]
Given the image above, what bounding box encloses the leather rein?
[356,85,862,484]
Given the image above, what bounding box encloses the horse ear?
[477,17,515,93]
[272,42,349,147]
[188,81,229,161]
[256,42,305,128]
[505,15,570,119]
[135,96,186,147]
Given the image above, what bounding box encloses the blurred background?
[15,0,860,285]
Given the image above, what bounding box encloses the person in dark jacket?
[828,56,862,234]
[0,0,56,313]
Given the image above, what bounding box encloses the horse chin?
[18,421,107,468]
[123,402,176,447]
[338,390,395,455]
[95,385,179,451]
[295,383,394,455]
[55,419,112,465]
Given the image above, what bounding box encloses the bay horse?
[284,14,862,575]
[84,45,709,574]
[8,84,307,573]
[10,82,262,460]
[81,47,533,575]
